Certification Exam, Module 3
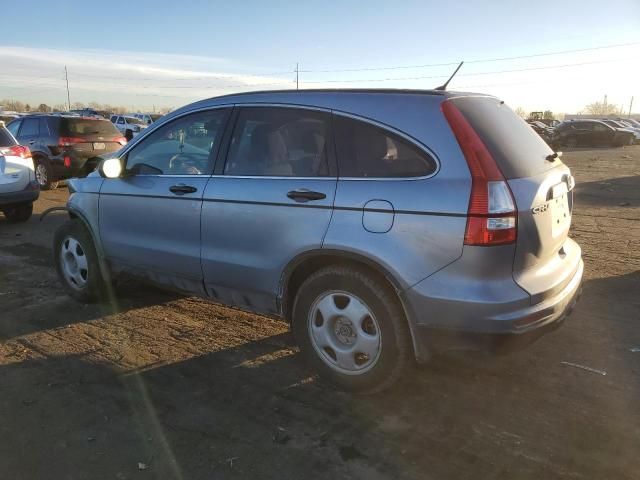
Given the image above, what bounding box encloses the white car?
[0,122,39,222]
[110,115,148,138]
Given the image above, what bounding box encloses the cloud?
[0,45,294,108]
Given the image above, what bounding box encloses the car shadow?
[574,175,639,208]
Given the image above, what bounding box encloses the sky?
[1,0,639,114]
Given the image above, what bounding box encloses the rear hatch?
[0,128,32,193]
[450,95,580,304]
[59,118,125,158]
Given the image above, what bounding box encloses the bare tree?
[37,103,51,112]
[585,101,624,116]
[514,107,527,119]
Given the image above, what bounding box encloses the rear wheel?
[2,203,33,223]
[292,265,411,394]
[53,220,104,302]
[34,157,59,190]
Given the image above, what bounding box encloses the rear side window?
[450,96,555,179]
[334,115,436,178]
[38,118,50,136]
[19,118,40,136]
[225,107,331,177]
[0,127,17,147]
[61,119,120,136]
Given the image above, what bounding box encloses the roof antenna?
[435,61,464,91]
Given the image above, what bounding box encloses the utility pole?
[295,62,299,90]
[628,97,634,118]
[64,66,71,111]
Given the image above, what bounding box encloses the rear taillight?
[59,137,85,146]
[442,100,517,246]
[114,136,127,145]
[0,145,32,159]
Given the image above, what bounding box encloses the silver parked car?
[52,89,583,392]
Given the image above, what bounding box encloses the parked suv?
[552,119,634,148]
[6,115,126,189]
[52,90,583,392]
[0,123,39,222]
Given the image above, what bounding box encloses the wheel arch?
[279,249,429,362]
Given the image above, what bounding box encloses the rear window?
[450,96,556,179]
[0,127,17,147]
[61,118,120,137]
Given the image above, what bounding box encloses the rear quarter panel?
[323,94,472,289]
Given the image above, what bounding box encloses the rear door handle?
[169,184,198,195]
[287,189,326,202]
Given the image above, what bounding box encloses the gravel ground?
[0,146,638,480]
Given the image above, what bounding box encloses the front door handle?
[28,140,35,145]
[287,189,326,202]
[169,184,198,195]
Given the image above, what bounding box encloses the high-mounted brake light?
[0,145,32,159]
[442,100,517,246]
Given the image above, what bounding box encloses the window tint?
[117,117,125,124]
[38,118,50,137]
[593,123,608,132]
[126,109,229,176]
[225,107,330,177]
[61,118,120,136]
[6,120,21,137]
[19,118,40,136]
[0,127,17,147]
[334,115,436,178]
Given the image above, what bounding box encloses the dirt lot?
[1,146,638,480]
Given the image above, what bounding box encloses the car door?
[116,116,125,133]
[597,123,617,145]
[201,106,337,315]
[16,117,40,150]
[99,107,231,294]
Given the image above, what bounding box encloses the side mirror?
[99,157,124,178]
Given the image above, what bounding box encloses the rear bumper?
[403,249,584,357]
[0,180,40,206]
[51,147,119,179]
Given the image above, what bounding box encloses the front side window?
[125,109,229,175]
[117,117,125,124]
[224,107,330,177]
[334,115,437,178]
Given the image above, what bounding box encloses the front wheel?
[2,203,33,223]
[53,220,105,302]
[292,265,412,394]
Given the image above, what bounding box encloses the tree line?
[0,99,171,115]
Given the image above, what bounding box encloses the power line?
[301,58,624,85]
[299,41,640,73]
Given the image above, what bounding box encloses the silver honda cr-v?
[52,89,583,393]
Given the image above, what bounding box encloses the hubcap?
[59,236,88,290]
[35,163,47,186]
[308,291,381,375]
